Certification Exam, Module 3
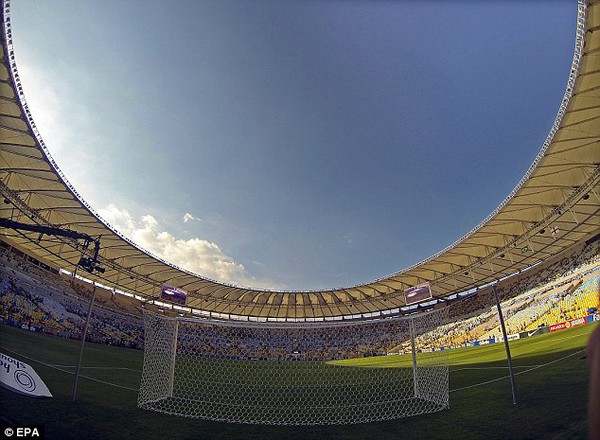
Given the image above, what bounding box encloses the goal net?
[138,307,449,425]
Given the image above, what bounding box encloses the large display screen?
[404,283,433,305]
[160,284,188,306]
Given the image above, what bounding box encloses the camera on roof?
[77,257,105,274]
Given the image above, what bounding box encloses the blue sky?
[11,0,577,290]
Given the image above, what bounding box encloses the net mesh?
[138,308,449,425]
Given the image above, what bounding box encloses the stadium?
[1,0,599,439]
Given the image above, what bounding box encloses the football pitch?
[0,322,596,440]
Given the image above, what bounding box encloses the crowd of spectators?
[418,257,599,350]
[175,318,417,361]
[0,248,143,349]
[442,237,599,322]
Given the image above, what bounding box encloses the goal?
[138,308,449,425]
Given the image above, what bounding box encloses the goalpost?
[138,307,449,425]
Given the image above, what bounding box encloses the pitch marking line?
[0,346,139,392]
[449,348,586,393]
[451,365,541,372]
[49,364,141,372]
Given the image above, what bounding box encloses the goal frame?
[138,307,449,425]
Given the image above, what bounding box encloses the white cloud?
[182,212,218,225]
[182,213,196,223]
[97,204,285,290]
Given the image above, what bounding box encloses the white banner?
[0,352,52,398]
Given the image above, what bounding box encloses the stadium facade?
[0,0,598,322]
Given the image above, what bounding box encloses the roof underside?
[1,0,599,320]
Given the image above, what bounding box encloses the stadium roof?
[1,0,599,321]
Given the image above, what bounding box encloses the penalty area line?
[0,345,139,392]
[49,365,142,372]
[449,348,586,393]
[450,365,541,372]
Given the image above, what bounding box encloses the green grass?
[0,322,596,440]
